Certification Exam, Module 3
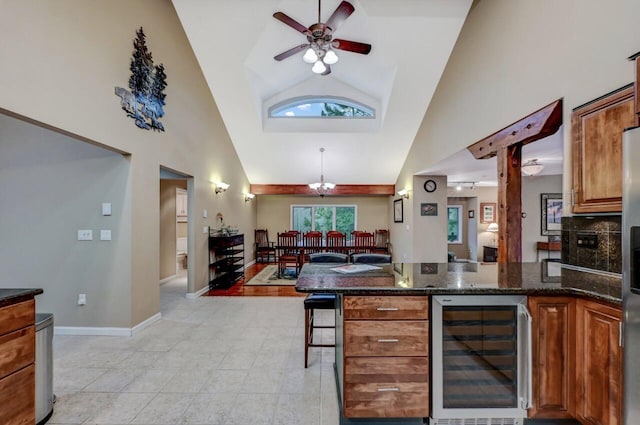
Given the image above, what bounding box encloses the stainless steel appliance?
[431,295,532,425]
[623,126,640,424]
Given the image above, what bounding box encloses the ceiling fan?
[273,0,372,75]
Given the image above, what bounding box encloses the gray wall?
[0,114,132,327]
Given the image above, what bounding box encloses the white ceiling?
[172,0,473,185]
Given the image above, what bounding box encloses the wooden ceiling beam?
[249,184,395,196]
[467,99,563,159]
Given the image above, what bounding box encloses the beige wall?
[395,0,640,260]
[0,1,256,328]
[0,114,133,327]
[522,175,563,262]
[159,180,187,280]
[256,195,389,258]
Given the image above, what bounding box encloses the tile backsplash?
[561,216,621,274]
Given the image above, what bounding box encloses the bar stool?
[304,253,347,367]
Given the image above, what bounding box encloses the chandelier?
[309,147,335,196]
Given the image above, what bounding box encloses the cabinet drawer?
[0,364,35,424]
[344,320,428,357]
[0,326,35,380]
[344,296,428,320]
[344,357,429,418]
[0,299,34,335]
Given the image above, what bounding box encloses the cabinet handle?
[620,321,624,347]
[376,307,399,311]
[571,188,576,206]
[377,339,399,343]
[377,387,399,392]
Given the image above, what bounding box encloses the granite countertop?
[0,288,44,308]
[295,262,622,305]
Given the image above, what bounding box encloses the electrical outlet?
[77,230,93,241]
[78,294,86,305]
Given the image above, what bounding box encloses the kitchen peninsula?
[296,262,622,425]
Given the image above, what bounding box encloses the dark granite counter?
[0,288,44,308]
[296,261,622,305]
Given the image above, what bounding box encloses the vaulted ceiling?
[172,0,473,185]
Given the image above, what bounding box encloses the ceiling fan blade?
[273,12,310,35]
[332,39,372,55]
[274,44,309,61]
[325,1,355,32]
[321,64,332,76]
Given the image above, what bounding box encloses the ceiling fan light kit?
[521,159,545,176]
[273,0,371,76]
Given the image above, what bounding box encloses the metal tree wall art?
[115,27,167,131]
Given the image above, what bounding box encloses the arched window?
[269,96,374,118]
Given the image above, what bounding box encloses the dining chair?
[326,231,346,253]
[277,232,302,278]
[254,229,276,263]
[304,253,346,367]
[303,231,323,263]
[351,253,392,264]
[372,229,390,254]
[353,231,374,254]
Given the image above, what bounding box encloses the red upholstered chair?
[277,232,302,277]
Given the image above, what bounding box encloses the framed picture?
[420,203,438,216]
[394,198,403,223]
[541,193,562,236]
[468,210,475,219]
[420,263,438,274]
[480,202,496,223]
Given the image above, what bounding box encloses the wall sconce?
[214,181,229,194]
[244,193,255,202]
[397,189,410,199]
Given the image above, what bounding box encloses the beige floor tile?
[130,393,194,424]
[48,392,114,424]
[160,369,211,393]
[53,367,109,392]
[82,369,141,393]
[182,393,236,424]
[86,392,155,424]
[226,393,278,425]
[273,393,321,425]
[122,368,179,393]
[201,369,248,393]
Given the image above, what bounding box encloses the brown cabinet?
[575,298,622,425]
[342,295,429,418]
[528,296,576,419]
[0,299,35,424]
[571,84,635,213]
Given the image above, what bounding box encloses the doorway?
[159,167,193,297]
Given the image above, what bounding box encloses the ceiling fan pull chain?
[318,0,321,23]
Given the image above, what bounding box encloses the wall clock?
[423,179,437,193]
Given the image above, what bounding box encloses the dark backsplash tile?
[561,216,621,273]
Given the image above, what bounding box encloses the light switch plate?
[100,230,112,241]
[203,209,207,218]
[102,203,112,216]
[77,230,93,241]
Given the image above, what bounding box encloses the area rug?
[244,265,297,286]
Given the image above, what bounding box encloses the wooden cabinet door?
[528,296,576,419]
[572,85,635,213]
[576,299,622,425]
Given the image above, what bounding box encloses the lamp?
[487,222,499,246]
[244,193,255,202]
[397,189,410,199]
[214,181,229,194]
[521,159,544,176]
[309,147,335,196]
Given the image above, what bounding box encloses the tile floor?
[50,275,338,424]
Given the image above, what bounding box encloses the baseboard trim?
[186,286,209,300]
[244,259,256,269]
[159,274,176,285]
[131,312,162,334]
[54,312,162,336]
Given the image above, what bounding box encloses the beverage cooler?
[431,295,532,425]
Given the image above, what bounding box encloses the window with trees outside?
[291,205,357,236]
[447,205,462,243]
[270,97,374,118]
